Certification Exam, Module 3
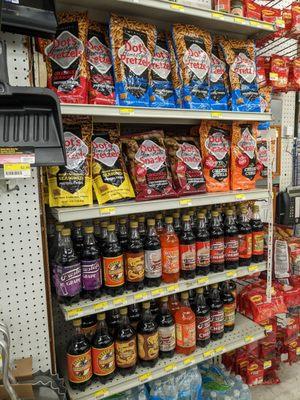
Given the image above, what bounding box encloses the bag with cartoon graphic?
[92,124,135,205]
[48,117,93,207]
[231,122,258,190]
[200,121,231,192]
[164,136,206,196]
[122,130,176,201]
[210,39,230,110]
[110,14,157,107]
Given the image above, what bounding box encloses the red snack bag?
[282,9,292,31]
[244,0,261,20]
[291,2,300,35]
[256,56,270,88]
[214,0,231,13]
[261,7,281,23]
[235,349,249,376]
[270,55,289,91]
[246,357,264,386]
[289,58,300,91]
[122,130,176,201]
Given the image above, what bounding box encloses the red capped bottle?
[224,210,239,270]
[175,292,196,355]
[196,212,210,276]
[251,205,264,263]
[144,219,162,287]
[210,284,224,341]
[157,296,176,358]
[137,301,159,367]
[179,215,196,280]
[161,216,180,283]
[238,208,252,267]
[221,281,236,333]
[210,211,225,273]
[194,287,210,348]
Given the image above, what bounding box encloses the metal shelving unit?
[64,314,265,400]
[61,262,266,321]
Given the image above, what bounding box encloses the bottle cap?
[241,208,247,214]
[107,224,115,231]
[188,210,194,216]
[142,301,150,309]
[62,228,71,236]
[196,287,204,294]
[73,319,82,327]
[200,208,207,214]
[84,226,94,234]
[253,205,259,212]
[129,215,136,220]
[182,215,190,222]
[181,291,189,300]
[165,216,173,224]
[100,221,108,228]
[120,307,127,316]
[138,216,145,222]
[226,210,233,216]
[120,218,127,224]
[97,313,105,321]
[147,219,155,226]
[130,221,138,228]
[173,212,180,218]
[161,296,168,302]
[156,213,163,220]
[211,283,218,289]
[93,219,100,226]
[56,224,64,232]
[74,221,82,228]
[212,211,219,217]
[197,212,205,219]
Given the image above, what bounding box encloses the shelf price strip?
[139,372,152,382]
[94,388,109,399]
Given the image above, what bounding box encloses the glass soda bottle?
[175,292,196,355]
[72,221,85,259]
[224,210,239,270]
[128,304,141,330]
[92,313,115,383]
[137,301,159,367]
[173,212,182,236]
[210,284,224,340]
[150,299,159,320]
[81,226,102,300]
[107,309,121,338]
[67,319,92,391]
[161,217,180,283]
[179,215,196,280]
[115,307,137,376]
[251,205,264,263]
[144,219,162,287]
[138,216,146,242]
[210,211,225,273]
[188,209,196,233]
[188,289,196,310]
[49,224,63,291]
[98,221,108,255]
[194,287,210,348]
[81,315,97,342]
[222,281,236,333]
[157,296,176,358]
[196,212,210,276]
[118,218,128,252]
[124,221,145,291]
[54,228,81,305]
[103,224,125,296]
[93,219,101,247]
[155,213,164,236]
[238,208,252,266]
[168,294,180,317]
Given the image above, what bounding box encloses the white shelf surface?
[51,189,269,223]
[61,262,265,321]
[64,313,265,400]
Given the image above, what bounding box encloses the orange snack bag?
[231,122,258,191]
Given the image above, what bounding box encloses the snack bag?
[200,121,231,192]
[48,117,93,207]
[167,34,183,107]
[259,86,272,113]
[40,12,88,104]
[288,58,300,91]
[210,39,229,110]
[261,6,281,23]
[86,22,115,105]
[291,2,300,35]
[109,14,157,107]
[122,130,176,201]
[164,135,206,196]
[150,32,176,108]
[244,0,262,20]
[256,134,268,180]
[231,122,258,191]
[172,24,212,109]
[270,55,289,91]
[220,38,260,112]
[92,124,135,205]
[256,56,270,88]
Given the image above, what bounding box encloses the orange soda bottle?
[161,216,180,283]
[175,291,196,355]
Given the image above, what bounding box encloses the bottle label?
[81,259,102,290]
[180,244,196,270]
[125,251,145,282]
[210,238,225,264]
[55,263,81,297]
[224,236,239,262]
[137,331,159,360]
[103,255,125,287]
[224,303,236,327]
[67,350,92,383]
[92,343,115,376]
[145,249,162,278]
[239,233,252,259]
[158,325,176,351]
[196,315,210,341]
[115,338,137,368]
[252,231,264,255]
[210,309,224,334]
[196,241,210,267]
[162,247,180,274]
[176,322,196,348]
[82,324,97,340]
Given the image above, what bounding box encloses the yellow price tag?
[244,335,254,343]
[204,349,215,358]
[119,107,134,114]
[94,301,108,311]
[100,207,116,216]
[214,345,225,354]
[211,12,224,19]
[226,270,237,278]
[265,324,273,333]
[235,193,245,200]
[197,277,209,285]
[264,360,272,369]
[183,356,195,365]
[152,288,164,296]
[262,22,273,30]
[179,198,192,206]
[250,20,260,26]
[296,347,300,355]
[94,388,109,399]
[234,17,248,24]
[67,308,83,318]
[113,297,127,306]
[139,372,152,382]
[275,18,285,28]
[134,292,147,300]
[211,112,222,118]
[4,163,31,178]
[269,72,278,81]
[170,3,185,11]
[167,284,179,292]
[164,363,177,372]
[248,265,259,272]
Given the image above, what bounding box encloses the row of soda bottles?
[67,282,236,392]
[49,203,264,304]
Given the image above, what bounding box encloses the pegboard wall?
[0,32,51,372]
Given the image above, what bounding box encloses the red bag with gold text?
[291,2,300,35]
[270,55,290,91]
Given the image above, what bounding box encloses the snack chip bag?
[164,135,206,196]
[86,21,115,105]
[122,130,176,201]
[256,135,268,180]
[291,2,300,35]
[48,117,93,207]
[261,6,281,23]
[109,14,157,107]
[231,121,258,191]
[92,124,135,205]
[220,38,260,112]
[244,0,262,20]
[172,24,212,109]
[210,38,229,110]
[166,33,183,107]
[200,121,231,192]
[270,55,290,91]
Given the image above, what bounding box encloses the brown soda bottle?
[92,313,116,383]
[137,301,159,367]
[93,219,101,247]
[161,216,180,283]
[188,209,196,233]
[251,205,264,263]
[144,219,162,287]
[128,304,141,330]
[168,294,180,317]
[107,309,121,338]
[173,212,182,236]
[150,299,159,320]
[118,218,129,252]
[175,292,196,355]
[210,211,225,273]
[98,221,108,255]
[155,213,164,236]
[229,280,237,308]
[224,210,239,270]
[179,215,196,280]
[196,212,210,276]
[188,289,196,310]
[138,216,146,242]
[103,224,125,296]
[238,208,252,267]
[67,319,92,391]
[115,307,137,376]
[72,221,85,259]
[210,284,224,341]
[81,315,97,342]
[125,221,145,292]
[157,296,176,359]
[221,281,236,333]
[194,287,210,348]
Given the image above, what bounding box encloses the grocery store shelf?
[57,0,275,38]
[60,104,272,124]
[51,189,269,223]
[61,262,265,321]
[64,313,265,400]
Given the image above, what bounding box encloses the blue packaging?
[209,42,229,110]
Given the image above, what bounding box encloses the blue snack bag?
[209,40,229,110]
[110,14,157,107]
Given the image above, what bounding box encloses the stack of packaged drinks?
[49,204,265,304]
